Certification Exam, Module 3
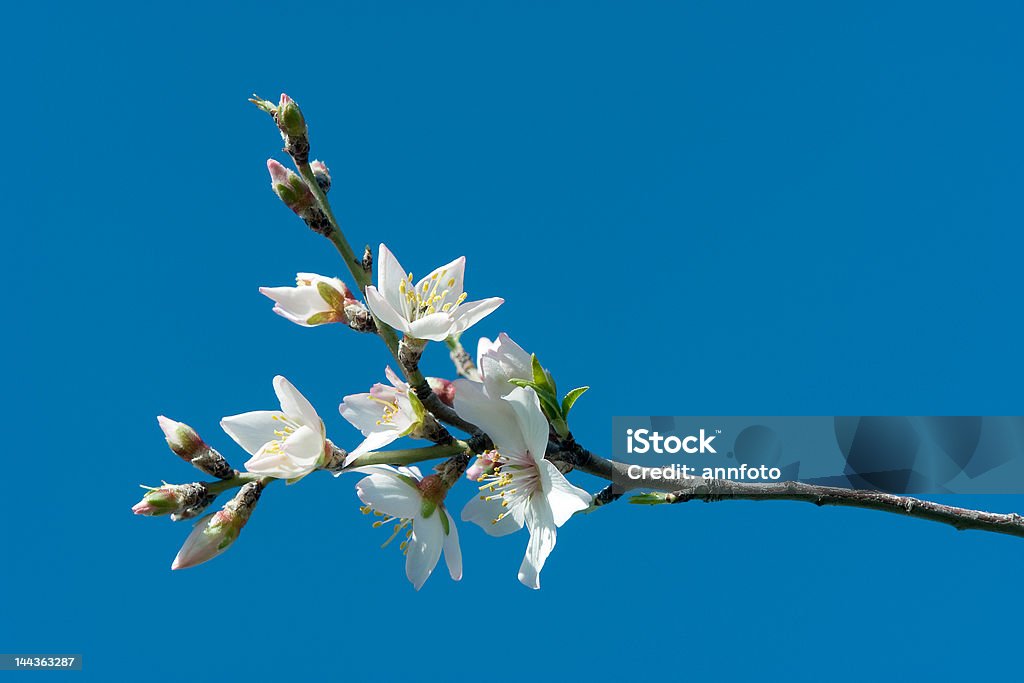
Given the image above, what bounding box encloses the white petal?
[479,332,533,397]
[452,380,526,455]
[460,492,523,537]
[443,509,462,581]
[407,312,457,341]
[450,297,504,335]
[406,514,445,591]
[339,393,383,434]
[259,285,328,326]
[282,424,324,465]
[345,429,403,463]
[414,255,465,305]
[366,285,411,332]
[540,460,592,526]
[245,449,302,479]
[505,386,550,466]
[355,472,421,519]
[220,411,282,455]
[377,244,409,314]
[519,498,557,590]
[273,376,321,430]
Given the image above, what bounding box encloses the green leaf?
[531,354,548,390]
[561,386,590,417]
[509,378,542,391]
[439,509,450,535]
[420,499,437,519]
[305,311,343,326]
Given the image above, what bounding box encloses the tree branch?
[559,440,1024,540]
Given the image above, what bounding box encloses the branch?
[560,440,1024,540]
[444,336,480,381]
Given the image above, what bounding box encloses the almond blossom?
[340,367,426,466]
[220,376,326,480]
[259,272,355,327]
[456,382,591,589]
[364,244,503,342]
[477,332,533,398]
[355,465,462,590]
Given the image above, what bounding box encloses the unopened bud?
[276,94,307,140]
[133,482,214,521]
[310,159,331,193]
[171,481,263,570]
[157,416,204,460]
[426,377,456,406]
[465,451,499,481]
[156,416,234,480]
[267,159,315,215]
[251,93,310,163]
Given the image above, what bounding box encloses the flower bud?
[251,93,311,163]
[156,416,234,480]
[465,451,499,481]
[133,482,214,520]
[310,159,331,193]
[276,94,307,140]
[171,481,264,570]
[426,377,456,406]
[157,416,204,460]
[267,159,315,215]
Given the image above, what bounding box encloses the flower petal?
[273,376,321,430]
[460,491,523,537]
[519,497,557,590]
[478,332,533,397]
[345,429,403,463]
[355,471,422,519]
[377,244,409,314]
[220,411,282,455]
[443,509,462,581]
[450,297,504,336]
[406,514,445,591]
[505,386,550,466]
[414,255,465,306]
[540,460,592,526]
[452,380,527,455]
[339,392,383,434]
[259,285,328,327]
[366,285,411,333]
[282,424,324,464]
[407,312,456,341]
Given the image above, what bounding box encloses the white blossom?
[364,244,503,341]
[457,383,591,589]
[220,376,326,480]
[356,465,462,590]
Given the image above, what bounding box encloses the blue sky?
[3,1,1023,680]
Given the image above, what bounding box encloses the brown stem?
[561,441,1024,540]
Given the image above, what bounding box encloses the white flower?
[477,332,533,398]
[456,382,591,589]
[364,244,503,342]
[220,376,326,480]
[355,465,462,591]
[259,272,354,327]
[340,367,426,466]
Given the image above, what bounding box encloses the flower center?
[266,414,302,455]
[397,269,468,321]
[369,395,401,426]
[360,504,414,554]
[475,449,537,525]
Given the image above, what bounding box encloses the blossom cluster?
[136,93,596,591]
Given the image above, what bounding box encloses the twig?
[561,440,1024,540]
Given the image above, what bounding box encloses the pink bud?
[427,377,456,406]
[266,159,315,214]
